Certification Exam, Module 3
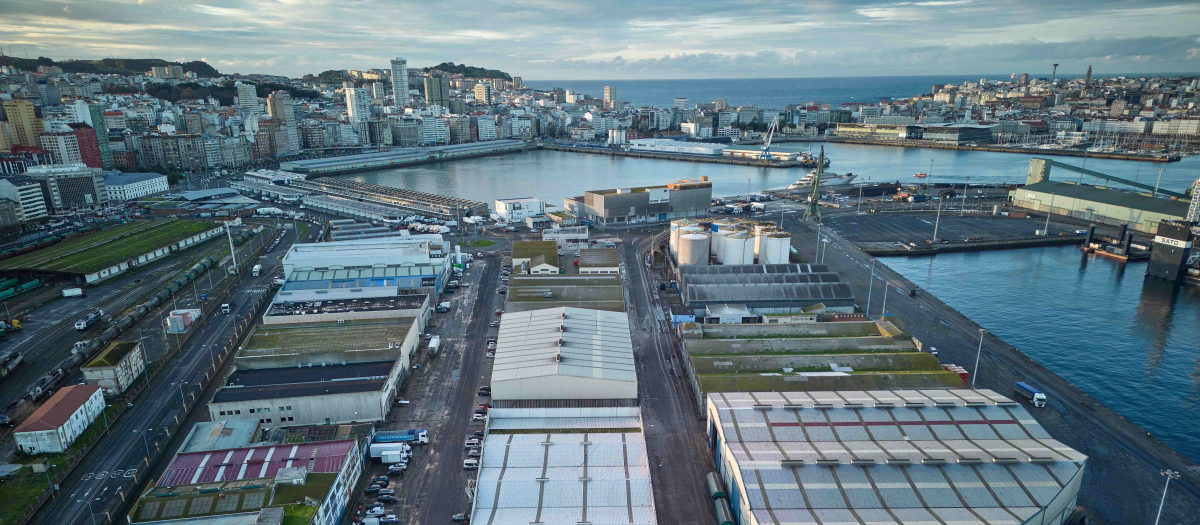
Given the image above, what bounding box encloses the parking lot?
[823,213,1078,246]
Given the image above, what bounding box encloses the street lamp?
[175,381,189,407]
[971,328,987,388]
[133,429,152,457]
[1154,469,1181,525]
[78,497,100,525]
[932,190,944,242]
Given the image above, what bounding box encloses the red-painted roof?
[157,439,355,487]
[14,385,102,433]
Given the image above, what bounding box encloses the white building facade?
[14,385,105,454]
[495,197,545,222]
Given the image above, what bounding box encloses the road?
[29,228,288,525]
[781,216,1200,524]
[622,234,716,524]
[339,250,503,524]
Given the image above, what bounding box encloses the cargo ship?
[913,172,927,178]
[787,171,858,189]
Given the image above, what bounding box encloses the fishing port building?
[708,390,1087,525]
[567,178,712,225]
[278,141,525,176]
[289,178,488,220]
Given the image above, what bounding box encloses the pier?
[540,143,809,168]
[828,137,1181,162]
[279,140,530,176]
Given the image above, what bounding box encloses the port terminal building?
[563,178,712,226]
[1009,158,1191,234]
[275,237,454,305]
[707,390,1086,525]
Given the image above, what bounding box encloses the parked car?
[378,488,395,496]
[477,387,491,396]
[380,516,400,524]
[490,321,500,327]
[366,507,385,516]
[485,352,495,359]
[376,495,398,504]
[468,447,482,457]
[365,485,381,494]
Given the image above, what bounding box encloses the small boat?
[787,171,858,189]
[913,172,928,178]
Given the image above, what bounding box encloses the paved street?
[27,227,289,525]
[341,251,503,524]
[781,216,1200,524]
[622,235,717,525]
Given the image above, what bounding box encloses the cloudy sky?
[2,0,1198,79]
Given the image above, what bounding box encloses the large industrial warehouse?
[491,307,636,406]
[677,264,856,313]
[707,390,1087,525]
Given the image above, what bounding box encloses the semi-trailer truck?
[1014,382,1047,408]
[427,336,440,357]
[369,442,412,458]
[252,264,262,276]
[374,429,429,445]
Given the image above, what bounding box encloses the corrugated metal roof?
[475,431,657,525]
[709,389,1086,525]
[157,439,354,486]
[492,307,636,384]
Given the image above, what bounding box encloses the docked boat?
[798,152,832,168]
[787,171,858,189]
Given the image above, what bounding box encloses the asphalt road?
[341,252,502,524]
[781,216,1200,524]
[29,229,286,525]
[622,235,718,524]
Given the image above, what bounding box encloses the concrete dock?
[780,216,1200,523]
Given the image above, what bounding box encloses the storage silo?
[710,219,735,258]
[723,232,754,265]
[753,224,776,260]
[669,219,695,255]
[677,233,711,266]
[761,232,792,265]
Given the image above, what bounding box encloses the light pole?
[881,281,889,317]
[1154,469,1181,525]
[134,429,152,457]
[44,463,57,500]
[175,381,188,407]
[865,259,876,317]
[79,497,99,525]
[932,190,944,242]
[971,328,987,388]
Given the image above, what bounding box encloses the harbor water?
[338,144,1200,462]
[339,143,1200,206]
[881,247,1200,462]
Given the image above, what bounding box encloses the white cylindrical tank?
[754,225,777,260]
[677,233,710,266]
[674,226,704,259]
[723,232,753,265]
[761,232,792,265]
[669,219,695,255]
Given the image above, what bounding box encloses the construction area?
[0,219,221,283]
[678,320,966,407]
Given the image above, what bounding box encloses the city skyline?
[1,0,1197,79]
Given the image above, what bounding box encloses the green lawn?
[1,220,219,273]
[272,473,335,505]
[458,239,495,247]
[282,504,317,525]
[0,466,53,524]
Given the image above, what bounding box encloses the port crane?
[803,146,826,223]
[759,119,778,161]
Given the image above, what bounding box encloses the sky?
[1,0,1198,80]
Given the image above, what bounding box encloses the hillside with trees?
[0,56,220,77]
[429,62,511,80]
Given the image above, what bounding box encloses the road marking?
[124,469,137,478]
[95,472,107,479]
[111,469,124,478]
[81,473,93,481]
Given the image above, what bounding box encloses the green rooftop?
[512,240,560,267]
[84,341,139,368]
[0,219,218,274]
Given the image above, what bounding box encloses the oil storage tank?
[722,232,754,265]
[678,233,711,266]
[669,219,695,255]
[753,224,776,259]
[673,225,705,256]
[710,219,736,259]
[761,232,792,264]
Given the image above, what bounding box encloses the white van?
[463,458,479,469]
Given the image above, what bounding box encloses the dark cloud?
[0,0,1195,78]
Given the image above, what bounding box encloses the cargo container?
[369,442,412,458]
[62,287,85,298]
[1015,381,1047,407]
[706,472,727,499]
[427,336,440,357]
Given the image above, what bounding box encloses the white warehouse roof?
[708,389,1088,525]
[492,307,636,401]
[474,415,657,525]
